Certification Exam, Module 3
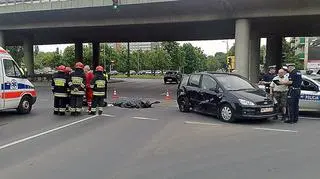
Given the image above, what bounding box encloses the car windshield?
[216,75,256,91]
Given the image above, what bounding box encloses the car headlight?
[239,99,255,106]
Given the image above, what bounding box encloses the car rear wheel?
[17,96,32,114]
[219,104,235,122]
[178,96,190,112]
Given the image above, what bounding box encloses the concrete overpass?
[1,0,320,81]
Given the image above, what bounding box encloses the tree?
[282,39,303,70]
[162,41,181,70]
[181,43,198,74]
[227,43,235,56]
[34,45,40,56]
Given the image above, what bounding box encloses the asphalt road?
[0,78,320,179]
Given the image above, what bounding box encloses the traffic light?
[112,0,119,9]
[226,56,235,72]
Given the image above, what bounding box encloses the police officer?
[68,62,86,116]
[280,63,302,124]
[259,65,277,93]
[52,65,68,115]
[90,66,106,115]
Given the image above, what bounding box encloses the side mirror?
[210,88,220,93]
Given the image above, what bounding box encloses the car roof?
[195,72,242,78]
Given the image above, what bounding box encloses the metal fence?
[0,0,68,6]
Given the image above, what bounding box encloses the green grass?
[112,74,164,79]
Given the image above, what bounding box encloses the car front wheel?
[219,104,236,122]
[178,96,190,112]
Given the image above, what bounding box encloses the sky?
[38,39,267,56]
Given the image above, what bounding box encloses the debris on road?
[113,98,160,108]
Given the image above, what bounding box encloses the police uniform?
[286,64,302,123]
[68,63,86,115]
[90,66,106,115]
[52,66,68,115]
[262,65,277,93]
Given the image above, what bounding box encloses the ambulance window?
[3,59,22,78]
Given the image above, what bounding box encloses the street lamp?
[222,40,229,54]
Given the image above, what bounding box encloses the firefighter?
[64,67,72,112]
[90,66,106,115]
[68,62,86,116]
[84,65,94,113]
[52,65,68,115]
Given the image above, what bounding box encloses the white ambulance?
[0,47,37,113]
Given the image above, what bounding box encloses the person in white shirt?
[270,69,289,120]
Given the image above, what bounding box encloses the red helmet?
[57,65,66,72]
[75,62,84,69]
[96,66,104,72]
[65,67,72,73]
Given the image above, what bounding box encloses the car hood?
[229,89,269,103]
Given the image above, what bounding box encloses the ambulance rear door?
[0,57,4,109]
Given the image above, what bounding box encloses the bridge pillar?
[92,42,100,69]
[0,31,4,47]
[249,31,261,83]
[266,35,283,70]
[23,39,34,76]
[75,42,83,62]
[235,19,250,78]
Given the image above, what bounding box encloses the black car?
[177,72,276,122]
[164,71,182,84]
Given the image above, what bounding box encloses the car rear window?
[166,71,176,75]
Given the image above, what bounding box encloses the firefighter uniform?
[52,65,68,115]
[90,66,106,115]
[68,62,86,115]
[64,67,72,112]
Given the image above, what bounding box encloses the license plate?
[167,79,172,81]
[261,107,273,113]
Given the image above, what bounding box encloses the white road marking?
[132,117,159,121]
[253,127,298,133]
[101,114,116,117]
[184,121,221,126]
[299,116,320,120]
[0,114,114,151]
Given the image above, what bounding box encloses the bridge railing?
[0,0,173,6]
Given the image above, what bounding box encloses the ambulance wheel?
[17,96,32,114]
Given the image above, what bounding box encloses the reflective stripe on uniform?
[59,108,66,112]
[54,78,66,87]
[76,108,82,112]
[95,80,106,88]
[93,92,105,96]
[54,108,59,112]
[69,108,75,112]
[54,93,68,97]
[91,108,97,112]
[68,82,73,86]
[70,91,85,95]
[98,107,103,111]
[71,77,83,85]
